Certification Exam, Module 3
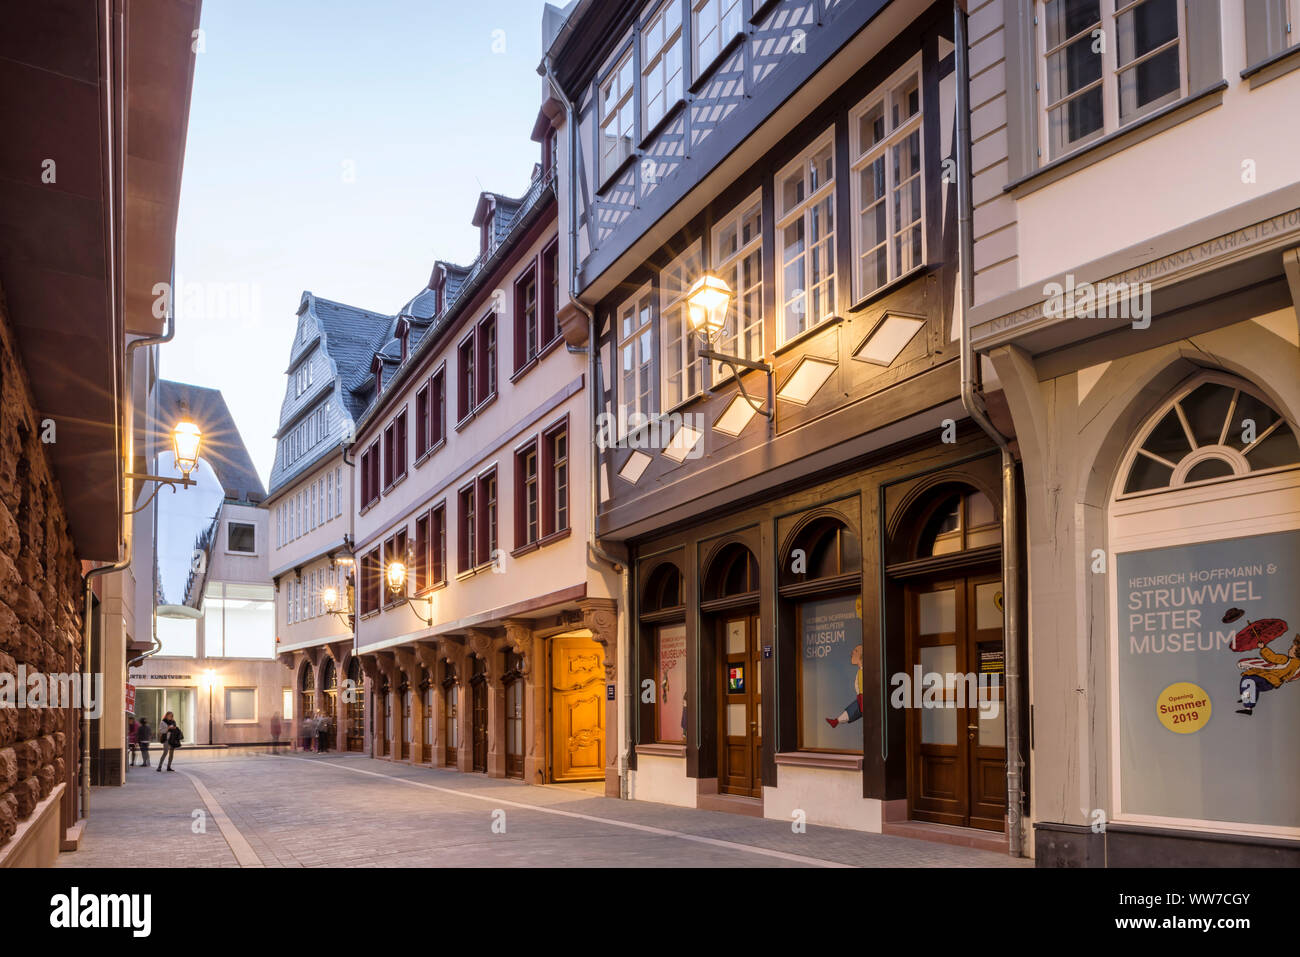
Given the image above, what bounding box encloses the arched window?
[321,658,338,721]
[640,560,686,746]
[703,543,759,602]
[780,514,860,588]
[643,562,684,614]
[299,661,316,719]
[914,488,998,557]
[1119,379,1300,496]
[1109,373,1300,836]
[443,662,459,767]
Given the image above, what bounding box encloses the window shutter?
[1244,0,1290,67]
[1002,0,1038,181]
[1185,0,1223,93]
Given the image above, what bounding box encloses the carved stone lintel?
[415,641,441,673]
[466,628,497,661]
[357,654,381,684]
[579,598,618,682]
[503,618,534,676]
[394,645,421,684]
[325,640,351,666]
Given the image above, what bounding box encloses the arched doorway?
[397,673,411,762]
[420,666,433,764]
[1108,375,1300,835]
[890,483,1004,831]
[321,658,338,752]
[443,662,459,767]
[702,543,761,797]
[345,657,365,752]
[503,651,525,779]
[379,676,391,757]
[299,660,316,749]
[470,657,488,773]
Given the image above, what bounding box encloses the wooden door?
[380,689,391,757]
[443,681,458,766]
[471,679,488,772]
[718,615,761,797]
[421,686,433,764]
[550,634,605,782]
[906,576,1006,830]
[398,687,410,761]
[505,676,524,779]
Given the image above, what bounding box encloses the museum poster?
[1117,529,1300,828]
[657,624,687,743]
[800,595,864,752]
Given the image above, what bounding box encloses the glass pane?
[1244,424,1300,470]
[727,702,747,735]
[1116,0,1179,69]
[1226,392,1282,451]
[966,491,996,528]
[1183,457,1235,483]
[921,704,957,745]
[799,595,864,752]
[978,704,1006,747]
[918,590,956,635]
[1044,0,1101,47]
[1118,44,1180,121]
[726,619,746,654]
[975,582,1003,631]
[657,623,687,743]
[1178,383,1235,448]
[1048,85,1103,155]
[858,101,885,154]
[1143,408,1192,461]
[1124,454,1173,493]
[1045,34,1102,105]
[920,643,956,678]
[156,615,197,658]
[167,689,194,745]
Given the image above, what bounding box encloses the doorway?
[550,631,604,782]
[471,658,488,773]
[504,651,525,779]
[345,658,365,752]
[905,574,1006,830]
[443,667,458,767]
[717,614,761,796]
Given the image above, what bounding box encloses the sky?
[166,0,558,488]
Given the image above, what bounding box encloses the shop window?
[641,560,686,745]
[780,516,862,754]
[1120,381,1300,495]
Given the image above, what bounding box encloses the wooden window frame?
[541,416,570,540]
[514,439,540,551]
[774,127,838,345]
[514,264,540,374]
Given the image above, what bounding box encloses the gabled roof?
[154,380,266,504]
[308,293,396,421]
[473,192,525,249]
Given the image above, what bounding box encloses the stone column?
[504,619,542,784]
[441,640,470,773]
[580,598,620,797]
[358,654,381,758]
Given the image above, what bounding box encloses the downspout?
[955,4,1024,857]
[81,310,176,816]
[544,55,632,799]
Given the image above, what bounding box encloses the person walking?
[269,712,282,754]
[315,711,330,753]
[156,711,183,772]
[128,717,138,767]
[302,713,317,752]
[136,717,152,768]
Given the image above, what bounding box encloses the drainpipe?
[955,4,1024,857]
[81,310,176,815]
[544,55,632,799]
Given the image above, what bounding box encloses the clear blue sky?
[167,0,557,488]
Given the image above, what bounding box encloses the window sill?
[510,335,566,384]
[636,743,686,758]
[358,498,380,517]
[538,526,571,548]
[455,393,498,433]
[511,541,540,559]
[772,313,845,358]
[638,98,686,150]
[597,150,639,197]
[847,263,934,314]
[383,471,408,496]
[690,31,745,94]
[1003,81,1228,199]
[774,750,863,771]
[415,438,445,470]
[1241,43,1300,89]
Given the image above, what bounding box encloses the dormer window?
[481,209,496,256]
[397,318,411,363]
[373,355,384,394]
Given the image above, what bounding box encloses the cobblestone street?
[55,753,1031,868]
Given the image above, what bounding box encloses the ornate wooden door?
[550,634,605,782]
[718,615,761,797]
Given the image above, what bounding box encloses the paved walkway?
[56,753,1030,868]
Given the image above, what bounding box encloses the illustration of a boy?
[825,644,864,728]
[1237,633,1300,715]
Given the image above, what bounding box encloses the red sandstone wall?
[0,288,86,848]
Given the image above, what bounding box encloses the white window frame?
[660,240,704,411]
[224,687,258,725]
[692,0,743,78]
[226,520,257,555]
[774,128,838,345]
[709,190,764,382]
[642,0,684,133]
[599,45,636,185]
[617,282,655,438]
[1036,0,1188,161]
[849,56,926,301]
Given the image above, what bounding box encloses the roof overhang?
[0,0,201,560]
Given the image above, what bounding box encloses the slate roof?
[154,380,266,504]
[310,295,395,421]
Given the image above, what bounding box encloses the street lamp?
[686,272,773,419]
[385,560,433,626]
[126,417,205,513]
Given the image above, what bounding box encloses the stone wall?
[0,287,85,850]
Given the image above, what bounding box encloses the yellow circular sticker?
[1156,682,1211,733]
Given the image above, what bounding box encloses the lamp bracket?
[386,588,434,628]
[698,349,774,419]
[124,472,197,514]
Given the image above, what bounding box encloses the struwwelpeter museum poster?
[1117,530,1300,828]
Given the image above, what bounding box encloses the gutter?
[80,310,176,816]
[544,54,632,801]
[955,4,1025,858]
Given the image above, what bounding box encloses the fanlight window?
[643,562,684,613]
[916,489,998,558]
[781,516,860,586]
[1121,382,1300,496]
[703,544,759,601]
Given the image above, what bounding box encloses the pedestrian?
[156,710,183,772]
[269,711,282,753]
[128,717,138,767]
[136,716,152,768]
[316,711,330,753]
[301,714,316,752]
